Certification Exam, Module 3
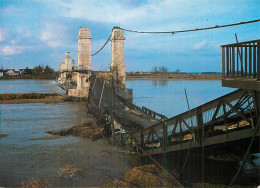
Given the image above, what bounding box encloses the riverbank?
[126,73,221,80]
[0,76,56,80]
[0,93,85,104]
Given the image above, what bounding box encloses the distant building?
[0,72,3,77]
[6,69,16,76]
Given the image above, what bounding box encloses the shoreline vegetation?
[0,73,222,80]
[126,73,221,80]
[0,65,57,80]
[0,93,85,104]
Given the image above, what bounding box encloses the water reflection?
[126,79,235,117]
[151,79,168,87]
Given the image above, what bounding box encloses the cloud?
[40,22,67,47]
[193,41,208,50]
[1,46,24,55]
[2,5,25,16]
[0,28,7,42]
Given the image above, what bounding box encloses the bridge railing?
[115,89,256,154]
[221,39,260,80]
[141,106,168,120]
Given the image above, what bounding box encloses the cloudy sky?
[0,0,259,72]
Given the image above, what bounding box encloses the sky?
[0,0,259,72]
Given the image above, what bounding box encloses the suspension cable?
[119,19,260,35]
[91,34,111,56]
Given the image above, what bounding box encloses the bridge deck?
[114,89,260,156]
[114,109,160,131]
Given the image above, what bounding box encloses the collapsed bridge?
[113,39,260,157]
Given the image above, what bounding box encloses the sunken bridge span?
[114,89,260,157]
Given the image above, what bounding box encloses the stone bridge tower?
[78,27,92,70]
[65,52,71,70]
[110,27,126,86]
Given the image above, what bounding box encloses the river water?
[0,80,138,187]
[0,79,259,186]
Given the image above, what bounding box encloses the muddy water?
[0,80,139,187]
[0,79,65,94]
[0,79,259,186]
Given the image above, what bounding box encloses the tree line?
[0,65,58,79]
[27,65,57,79]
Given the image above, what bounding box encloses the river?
[0,79,259,186]
[0,80,138,187]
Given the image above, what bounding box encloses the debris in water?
[58,165,84,179]
[103,179,132,187]
[29,136,62,140]
[0,134,9,138]
[46,118,104,141]
[21,178,50,188]
[103,164,178,187]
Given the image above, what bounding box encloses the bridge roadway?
[114,89,260,157]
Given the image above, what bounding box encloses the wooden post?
[232,47,235,77]
[226,47,229,77]
[245,46,248,77]
[222,47,225,78]
[241,47,244,77]
[249,44,252,77]
[257,42,260,80]
[253,44,256,77]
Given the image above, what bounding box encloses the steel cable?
[119,19,260,35]
[91,34,111,56]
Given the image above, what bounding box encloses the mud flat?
[0,134,9,138]
[0,93,86,104]
[46,117,104,141]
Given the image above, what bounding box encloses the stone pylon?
[71,59,75,69]
[110,27,126,86]
[60,60,66,82]
[65,52,71,70]
[59,60,65,72]
[78,27,92,70]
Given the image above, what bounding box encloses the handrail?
[220,39,260,47]
[221,40,259,80]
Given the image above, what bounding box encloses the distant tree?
[0,65,4,71]
[161,66,168,74]
[151,66,158,74]
[158,66,168,74]
[175,69,180,73]
[24,66,33,75]
[32,65,56,79]
[33,65,44,78]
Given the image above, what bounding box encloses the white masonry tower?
[65,52,71,70]
[78,27,92,70]
[111,27,126,86]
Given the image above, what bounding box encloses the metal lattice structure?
[115,89,260,156]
